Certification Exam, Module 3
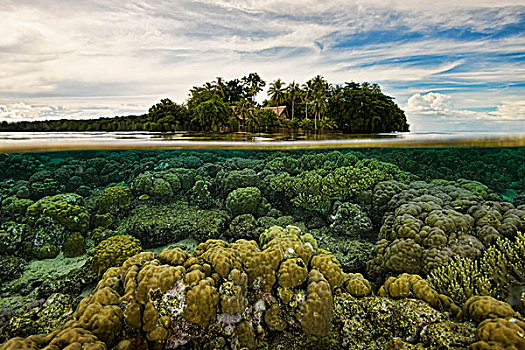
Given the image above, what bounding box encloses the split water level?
[0,131,524,349]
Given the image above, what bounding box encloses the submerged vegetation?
[0,147,524,349]
[0,73,409,133]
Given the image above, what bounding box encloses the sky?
[0,0,524,132]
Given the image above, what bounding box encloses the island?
[0,73,409,134]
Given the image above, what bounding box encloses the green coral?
[93,235,142,277]
[227,214,258,240]
[132,171,182,198]
[32,243,60,259]
[191,179,213,208]
[62,232,86,258]
[96,186,132,213]
[226,187,270,217]
[0,255,26,283]
[26,193,90,232]
[221,168,260,192]
[329,202,374,240]
[118,203,228,247]
[269,158,416,210]
[314,228,374,272]
[0,221,27,255]
[1,196,33,218]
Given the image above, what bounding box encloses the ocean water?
[0,132,524,349]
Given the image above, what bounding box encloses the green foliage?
[326,81,409,133]
[148,98,191,130]
[255,109,278,128]
[0,74,409,134]
[193,98,231,131]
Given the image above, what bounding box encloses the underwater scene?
[0,146,524,349]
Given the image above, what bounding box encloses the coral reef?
[366,181,520,281]
[1,227,369,349]
[1,148,524,349]
[132,170,182,198]
[379,273,461,316]
[329,202,374,240]
[61,232,85,258]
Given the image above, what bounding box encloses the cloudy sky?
[1,0,524,132]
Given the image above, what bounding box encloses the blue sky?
[0,0,524,132]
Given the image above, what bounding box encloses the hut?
[261,106,289,119]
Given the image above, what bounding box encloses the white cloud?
[404,92,525,131]
[405,92,453,114]
[490,100,525,120]
[0,101,147,122]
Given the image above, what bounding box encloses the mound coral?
[26,193,90,232]
[379,273,460,316]
[93,235,142,277]
[225,187,270,217]
[96,186,132,213]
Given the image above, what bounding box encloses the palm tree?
[287,81,300,120]
[213,77,226,99]
[302,80,314,121]
[235,99,253,131]
[268,78,286,106]
[310,75,328,131]
[242,73,266,103]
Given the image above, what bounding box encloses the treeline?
[0,73,409,133]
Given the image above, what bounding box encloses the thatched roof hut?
[261,106,289,119]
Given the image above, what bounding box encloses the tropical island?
[0,73,409,134]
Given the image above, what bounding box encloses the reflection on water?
[0,131,524,152]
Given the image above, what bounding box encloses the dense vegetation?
[0,73,409,133]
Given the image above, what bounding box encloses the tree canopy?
[0,73,409,133]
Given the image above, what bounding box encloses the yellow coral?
[470,317,525,350]
[220,268,248,314]
[69,287,123,345]
[463,296,517,323]
[93,235,142,277]
[310,254,344,290]
[183,277,219,327]
[235,320,258,350]
[344,273,372,297]
[379,273,460,316]
[296,269,333,336]
[264,304,287,331]
[278,258,308,289]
